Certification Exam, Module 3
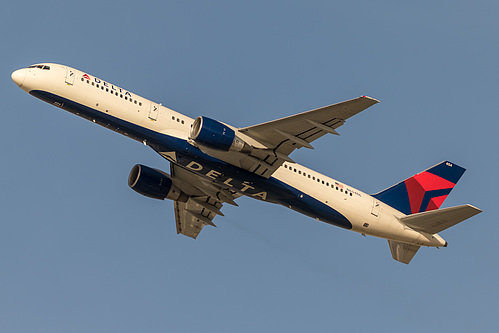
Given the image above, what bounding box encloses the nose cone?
[12,68,27,87]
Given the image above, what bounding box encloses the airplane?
[11,63,482,264]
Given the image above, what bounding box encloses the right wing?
[170,163,241,239]
[173,197,221,239]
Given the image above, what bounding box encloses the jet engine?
[128,164,187,202]
[190,116,252,154]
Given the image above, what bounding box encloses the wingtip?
[361,96,380,104]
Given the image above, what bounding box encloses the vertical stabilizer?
[373,161,465,215]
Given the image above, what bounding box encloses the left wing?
[226,96,379,178]
[170,163,241,239]
[187,97,378,179]
[239,96,379,155]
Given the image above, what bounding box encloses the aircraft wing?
[229,96,379,178]
[170,163,241,239]
[239,96,379,156]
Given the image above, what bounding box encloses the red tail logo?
[405,172,456,214]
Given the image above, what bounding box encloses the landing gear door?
[371,199,381,217]
[149,102,159,121]
[65,67,76,85]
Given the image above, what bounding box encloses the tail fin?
[373,161,466,215]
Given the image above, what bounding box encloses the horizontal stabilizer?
[388,240,420,264]
[400,204,482,234]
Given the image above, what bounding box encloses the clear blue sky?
[1,1,497,332]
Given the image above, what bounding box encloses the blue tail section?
[373,161,466,215]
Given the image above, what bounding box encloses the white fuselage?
[12,63,446,248]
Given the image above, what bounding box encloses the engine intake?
[190,116,252,154]
[128,164,187,202]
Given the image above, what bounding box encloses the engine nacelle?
[190,116,252,154]
[128,164,188,202]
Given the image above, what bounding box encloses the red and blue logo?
[374,161,465,215]
[405,171,456,213]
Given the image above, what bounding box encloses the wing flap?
[400,204,482,234]
[174,198,218,239]
[167,163,240,239]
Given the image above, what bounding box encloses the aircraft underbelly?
[29,89,353,230]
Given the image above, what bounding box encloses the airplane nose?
[12,68,27,87]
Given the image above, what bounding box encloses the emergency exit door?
[371,199,381,217]
[65,67,75,85]
[149,103,159,120]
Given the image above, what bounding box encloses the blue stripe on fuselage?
[30,90,352,230]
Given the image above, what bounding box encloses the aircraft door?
[65,67,76,85]
[371,199,381,217]
[149,102,159,121]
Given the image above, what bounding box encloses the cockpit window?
[28,65,50,70]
